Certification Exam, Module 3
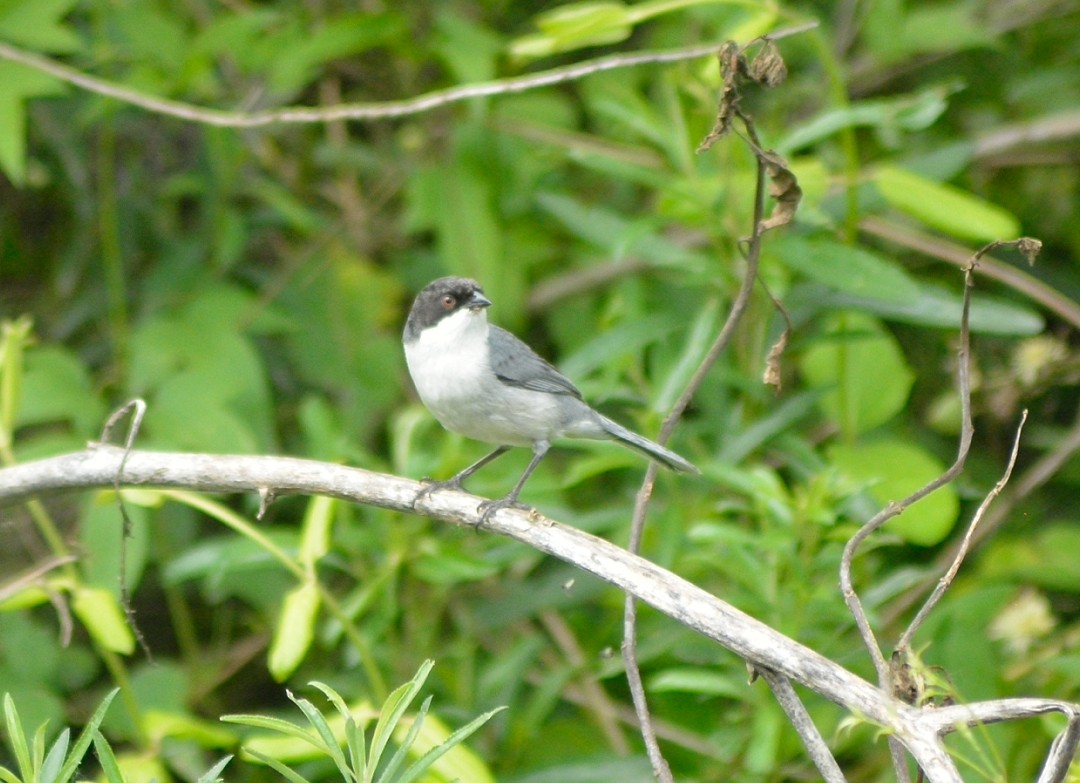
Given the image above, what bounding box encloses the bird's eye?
[441,295,456,309]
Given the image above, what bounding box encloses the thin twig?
[839,263,975,684]
[1037,712,1080,783]
[621,104,771,781]
[898,409,1028,651]
[96,399,153,661]
[0,39,726,127]
[884,404,1080,628]
[758,669,849,783]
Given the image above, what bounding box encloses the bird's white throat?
[404,307,492,410]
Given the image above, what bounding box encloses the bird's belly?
[425,379,565,447]
[406,343,549,446]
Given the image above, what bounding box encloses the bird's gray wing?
[488,326,583,399]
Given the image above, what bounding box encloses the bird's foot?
[414,476,466,505]
[475,496,533,527]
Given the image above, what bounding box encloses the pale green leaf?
[874,165,1020,242]
[830,439,959,546]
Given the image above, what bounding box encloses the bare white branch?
[1,444,1074,782]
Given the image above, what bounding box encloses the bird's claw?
[475,497,533,527]
[414,476,464,505]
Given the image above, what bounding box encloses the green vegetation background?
[2,1,1080,781]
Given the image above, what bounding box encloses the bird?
[402,276,697,521]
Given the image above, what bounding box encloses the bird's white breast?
[404,308,566,447]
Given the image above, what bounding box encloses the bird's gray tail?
[596,414,699,474]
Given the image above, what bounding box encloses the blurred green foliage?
[2,0,1080,781]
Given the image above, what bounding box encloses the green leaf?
[3,693,32,783]
[799,312,914,436]
[299,496,335,566]
[367,661,434,777]
[196,755,233,783]
[0,0,81,52]
[219,714,322,747]
[536,192,705,269]
[71,587,135,655]
[395,705,506,783]
[91,731,123,783]
[874,165,1021,242]
[14,345,103,435]
[981,525,1080,592]
[647,668,746,697]
[830,438,959,546]
[268,582,321,682]
[40,728,68,783]
[79,495,149,595]
[510,2,631,59]
[52,690,119,783]
[376,695,430,783]
[808,284,1044,335]
[287,693,350,782]
[774,236,921,303]
[0,62,65,186]
[243,750,312,783]
[779,85,954,154]
[267,13,406,95]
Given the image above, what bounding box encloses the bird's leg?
[415,446,510,503]
[476,441,550,525]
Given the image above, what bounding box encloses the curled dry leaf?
[697,41,743,153]
[749,39,787,87]
[758,149,802,231]
[1016,236,1042,266]
[763,326,790,392]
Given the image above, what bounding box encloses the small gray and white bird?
[403,276,697,519]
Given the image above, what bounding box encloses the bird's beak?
[467,291,492,311]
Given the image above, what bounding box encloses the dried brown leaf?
[748,39,787,87]
[1016,236,1042,266]
[757,149,802,231]
[763,327,790,392]
[697,41,743,152]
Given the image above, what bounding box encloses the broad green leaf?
[799,313,914,436]
[774,236,921,303]
[779,86,954,154]
[510,2,631,59]
[16,345,105,438]
[0,0,80,52]
[830,439,959,546]
[268,582,320,681]
[809,284,1044,335]
[71,587,135,655]
[647,668,746,697]
[874,165,1020,242]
